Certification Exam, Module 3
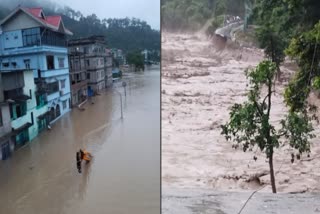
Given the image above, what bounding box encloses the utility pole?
[114,90,123,119]
[122,81,127,97]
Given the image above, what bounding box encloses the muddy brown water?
[0,65,160,214]
[162,32,320,193]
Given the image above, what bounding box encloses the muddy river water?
[162,32,320,193]
[0,65,160,214]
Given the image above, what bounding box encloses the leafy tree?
[252,0,320,80]
[126,52,145,71]
[162,0,247,31]
[284,21,320,112]
[221,60,315,193]
[252,1,289,79]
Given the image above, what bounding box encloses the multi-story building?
[0,7,73,126]
[68,36,112,94]
[142,49,148,62]
[68,50,88,107]
[105,49,113,87]
[111,48,126,65]
[0,68,50,158]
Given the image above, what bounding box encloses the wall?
[86,57,105,70]
[10,70,48,141]
[0,105,11,136]
[1,30,23,49]
[0,53,46,75]
[1,11,41,32]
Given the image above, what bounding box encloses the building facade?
[0,69,49,159]
[68,36,112,95]
[0,7,73,126]
[68,51,88,107]
[111,48,126,65]
[0,7,72,159]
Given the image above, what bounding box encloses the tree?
[253,0,288,79]
[284,21,320,112]
[126,52,145,71]
[221,60,315,193]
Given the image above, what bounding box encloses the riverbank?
[163,187,320,214]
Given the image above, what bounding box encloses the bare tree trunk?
[268,150,277,193]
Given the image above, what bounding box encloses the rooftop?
[0,7,72,35]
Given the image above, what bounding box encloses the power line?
[237,155,287,214]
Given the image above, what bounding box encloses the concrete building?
[0,69,49,159]
[68,36,112,94]
[105,48,113,88]
[0,7,73,125]
[142,49,148,62]
[111,48,126,65]
[68,50,88,107]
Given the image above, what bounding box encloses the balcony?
[41,68,69,78]
[71,80,88,91]
[87,64,105,71]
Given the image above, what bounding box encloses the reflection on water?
[0,65,160,214]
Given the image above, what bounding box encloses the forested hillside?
[161,0,246,31]
[0,0,160,52]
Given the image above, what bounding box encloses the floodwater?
[0,65,160,214]
[162,32,320,193]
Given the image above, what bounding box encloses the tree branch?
[276,131,287,138]
[263,90,275,106]
[253,100,264,117]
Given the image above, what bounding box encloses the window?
[0,108,3,127]
[63,100,67,109]
[76,73,80,82]
[87,73,90,80]
[86,60,90,67]
[2,63,9,67]
[10,102,27,120]
[24,59,30,69]
[40,28,66,47]
[74,60,79,70]
[58,58,65,68]
[46,55,54,70]
[22,28,40,46]
[60,79,66,89]
[11,62,17,68]
[47,82,59,94]
[36,94,46,108]
[84,47,89,54]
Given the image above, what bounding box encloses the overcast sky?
[53,0,160,30]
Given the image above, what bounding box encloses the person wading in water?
[76,149,92,173]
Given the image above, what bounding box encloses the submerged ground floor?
[0,66,160,214]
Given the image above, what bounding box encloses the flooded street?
[162,32,320,193]
[0,65,160,214]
